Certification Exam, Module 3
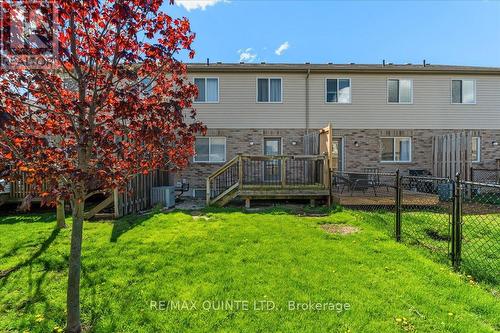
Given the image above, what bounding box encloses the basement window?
[194,137,226,163]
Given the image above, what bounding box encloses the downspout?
[305,67,310,134]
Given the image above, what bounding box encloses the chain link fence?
[460,181,500,282]
[470,168,500,184]
[332,171,499,284]
[399,176,453,265]
[332,171,397,235]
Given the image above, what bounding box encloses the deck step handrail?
[207,154,240,181]
[206,154,241,205]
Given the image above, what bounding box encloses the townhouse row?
[193,76,477,105]
[176,63,500,196]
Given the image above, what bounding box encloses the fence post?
[238,154,243,188]
[395,170,402,242]
[451,173,462,270]
[206,178,211,206]
[281,156,287,188]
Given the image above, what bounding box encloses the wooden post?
[432,136,437,176]
[328,122,333,172]
[245,197,250,209]
[56,200,66,228]
[310,199,315,207]
[206,178,211,206]
[238,154,243,188]
[113,188,120,218]
[281,156,286,188]
[451,133,456,177]
[323,156,329,189]
[440,136,447,177]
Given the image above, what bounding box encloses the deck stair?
[206,154,331,207]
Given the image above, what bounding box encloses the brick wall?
[176,129,306,192]
[176,128,500,194]
[336,129,500,173]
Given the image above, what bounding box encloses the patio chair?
[349,173,378,196]
[332,174,353,194]
[175,181,190,201]
[368,173,392,193]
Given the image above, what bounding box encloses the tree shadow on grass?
[0,228,60,281]
[0,213,56,225]
[79,263,111,332]
[110,214,151,243]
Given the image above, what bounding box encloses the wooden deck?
[206,154,331,207]
[331,188,440,206]
[1,169,170,218]
[239,188,330,200]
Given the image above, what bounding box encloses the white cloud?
[274,41,290,56]
[176,0,228,11]
[237,48,257,63]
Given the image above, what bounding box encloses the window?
[326,78,351,103]
[257,78,282,102]
[381,137,411,162]
[194,78,219,103]
[471,136,480,163]
[387,79,412,104]
[194,137,226,163]
[142,77,153,96]
[451,79,475,104]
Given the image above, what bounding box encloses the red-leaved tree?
[0,1,203,331]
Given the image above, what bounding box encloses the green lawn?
[1,208,499,332]
[357,208,500,284]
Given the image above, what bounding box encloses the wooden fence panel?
[114,169,170,218]
[432,131,473,180]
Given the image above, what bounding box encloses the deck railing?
[206,155,241,205]
[206,154,329,205]
[8,174,50,200]
[241,155,327,188]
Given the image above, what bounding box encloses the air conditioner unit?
[151,186,175,208]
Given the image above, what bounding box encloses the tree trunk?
[66,198,84,333]
[56,200,66,228]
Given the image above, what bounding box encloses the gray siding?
[188,72,500,130]
[188,72,306,128]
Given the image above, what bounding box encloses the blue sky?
[166,0,500,67]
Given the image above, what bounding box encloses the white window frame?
[471,136,481,163]
[192,188,206,198]
[325,78,352,104]
[193,77,219,103]
[387,79,413,104]
[193,137,226,163]
[256,77,283,103]
[380,137,412,163]
[451,79,476,105]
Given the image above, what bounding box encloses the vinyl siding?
[188,71,500,130]
[188,72,306,128]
